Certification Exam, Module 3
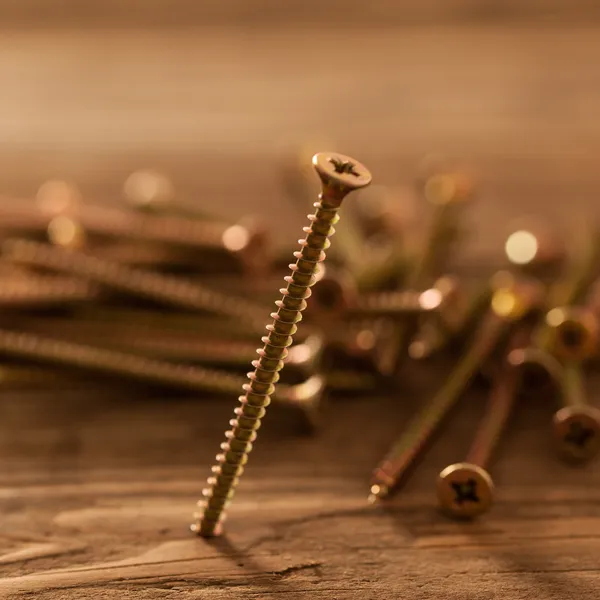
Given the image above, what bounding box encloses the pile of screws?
[1,151,599,534]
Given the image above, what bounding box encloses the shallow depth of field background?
[0,1,599,248]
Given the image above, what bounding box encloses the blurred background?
[1,1,599,250]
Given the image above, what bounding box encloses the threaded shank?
[193,197,343,536]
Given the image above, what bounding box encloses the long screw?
[436,326,532,519]
[2,238,268,329]
[0,326,325,415]
[369,277,542,502]
[12,315,325,377]
[0,275,100,308]
[191,152,372,537]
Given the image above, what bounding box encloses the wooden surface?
[1,13,600,599]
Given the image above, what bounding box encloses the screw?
[192,151,372,537]
[2,238,269,330]
[543,307,599,363]
[408,282,492,360]
[375,165,477,376]
[436,326,532,519]
[0,274,99,308]
[369,277,542,502]
[311,269,442,319]
[540,307,600,462]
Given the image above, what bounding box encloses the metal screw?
[0,274,99,308]
[192,151,372,537]
[543,307,599,363]
[436,326,532,519]
[408,282,492,360]
[369,277,542,502]
[553,362,600,462]
[538,307,600,462]
[16,315,325,379]
[0,326,324,415]
[2,238,269,330]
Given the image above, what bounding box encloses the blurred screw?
[537,308,600,462]
[0,275,99,308]
[378,164,477,375]
[3,238,268,329]
[543,307,599,363]
[408,282,492,360]
[369,277,542,502]
[554,361,600,462]
[192,151,372,538]
[0,326,325,417]
[437,327,531,519]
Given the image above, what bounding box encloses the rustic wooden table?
[0,7,599,598]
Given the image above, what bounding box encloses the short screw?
[369,277,542,501]
[541,308,600,462]
[0,326,325,418]
[3,238,269,330]
[553,362,600,462]
[436,326,532,519]
[19,315,325,379]
[192,151,372,537]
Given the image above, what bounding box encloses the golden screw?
[191,152,372,537]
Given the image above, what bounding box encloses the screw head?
[545,307,599,362]
[437,462,494,519]
[553,405,600,462]
[312,152,372,191]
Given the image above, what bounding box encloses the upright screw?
[192,152,372,537]
[436,326,531,519]
[369,277,542,501]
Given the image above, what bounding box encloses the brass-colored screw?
[0,327,244,395]
[3,238,268,329]
[543,307,599,363]
[192,151,372,537]
[540,307,600,462]
[408,282,492,360]
[0,326,324,417]
[0,275,99,308]
[436,327,532,519]
[310,269,453,321]
[369,277,542,502]
[17,315,325,379]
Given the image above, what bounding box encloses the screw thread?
[3,238,267,328]
[193,196,342,536]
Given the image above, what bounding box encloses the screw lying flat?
[369,276,543,502]
[0,275,100,308]
[191,152,372,538]
[436,326,533,519]
[3,238,268,330]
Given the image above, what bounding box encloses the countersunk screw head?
[545,307,599,362]
[312,152,372,191]
[437,462,494,519]
[553,405,600,462]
